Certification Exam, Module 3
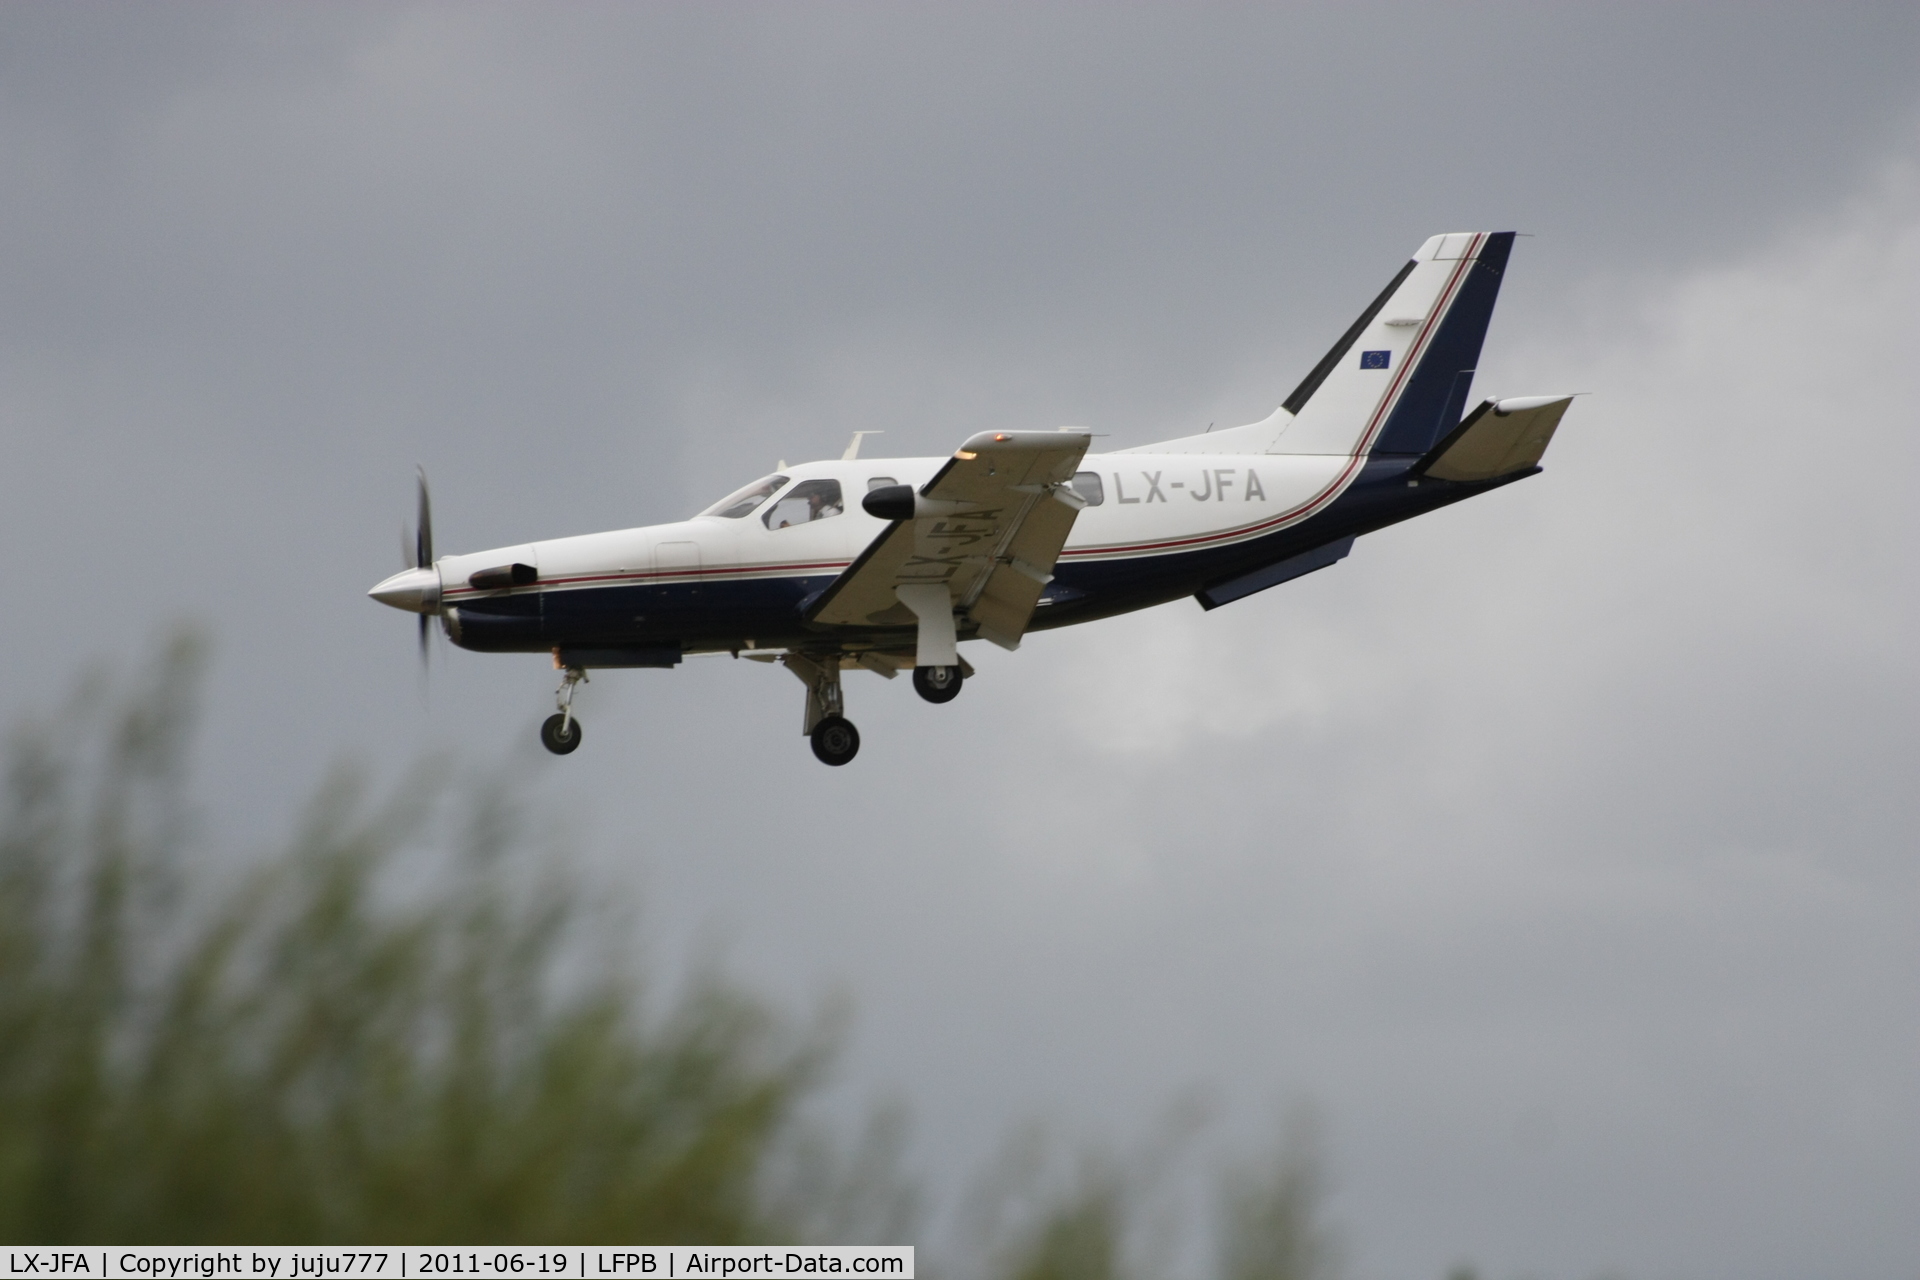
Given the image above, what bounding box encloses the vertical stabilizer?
[1272,232,1515,456]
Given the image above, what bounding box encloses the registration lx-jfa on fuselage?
[369,231,1576,765]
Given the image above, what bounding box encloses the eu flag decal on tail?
[1359,350,1390,370]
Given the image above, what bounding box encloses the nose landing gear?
[540,714,582,754]
[541,666,587,755]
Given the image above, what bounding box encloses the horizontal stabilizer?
[1195,537,1354,610]
[1415,395,1574,482]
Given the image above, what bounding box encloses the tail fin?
[1274,231,1516,456]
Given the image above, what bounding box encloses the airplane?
[369,231,1573,765]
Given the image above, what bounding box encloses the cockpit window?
[699,474,789,519]
[763,479,845,529]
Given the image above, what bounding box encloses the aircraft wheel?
[912,665,964,704]
[540,713,583,755]
[810,715,860,766]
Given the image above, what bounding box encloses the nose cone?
[368,567,441,614]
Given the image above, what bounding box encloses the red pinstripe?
[442,558,851,600]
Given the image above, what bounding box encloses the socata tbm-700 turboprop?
[370,231,1573,766]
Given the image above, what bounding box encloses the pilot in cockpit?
[764,479,844,529]
[808,488,843,521]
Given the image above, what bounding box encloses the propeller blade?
[418,612,431,668]
[415,467,434,569]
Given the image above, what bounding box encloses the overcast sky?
[4,5,1920,1277]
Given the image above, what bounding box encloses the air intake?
[468,563,538,591]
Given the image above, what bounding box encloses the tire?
[912,665,964,704]
[809,715,860,766]
[540,713,583,755]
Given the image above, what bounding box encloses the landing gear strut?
[912,665,964,704]
[783,654,860,766]
[541,666,586,755]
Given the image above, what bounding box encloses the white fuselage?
[435,448,1361,648]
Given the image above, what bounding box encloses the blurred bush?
[1218,1116,1339,1280]
[0,634,899,1244]
[968,1116,1335,1280]
[0,634,1355,1278]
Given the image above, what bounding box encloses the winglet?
[842,431,885,460]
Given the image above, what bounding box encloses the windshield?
[763,479,844,530]
[698,474,789,519]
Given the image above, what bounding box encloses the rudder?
[1370,231,1514,455]
[1273,231,1517,456]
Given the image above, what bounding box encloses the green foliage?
[0,635,1405,1278]
[971,1115,1340,1280]
[0,634,863,1244]
[998,1163,1128,1280]
[1218,1116,1338,1280]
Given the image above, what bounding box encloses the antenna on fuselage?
[841,431,885,460]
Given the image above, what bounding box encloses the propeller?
[414,466,433,570]
[409,468,435,667]
[369,468,444,673]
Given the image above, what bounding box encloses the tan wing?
[807,430,1092,649]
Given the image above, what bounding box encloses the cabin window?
[763,479,845,529]
[1067,470,1105,506]
[699,474,789,519]
[867,476,898,491]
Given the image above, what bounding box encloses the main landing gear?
[783,653,859,767]
[779,652,974,765]
[537,651,970,765]
[810,716,860,766]
[540,666,586,755]
[912,664,964,704]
